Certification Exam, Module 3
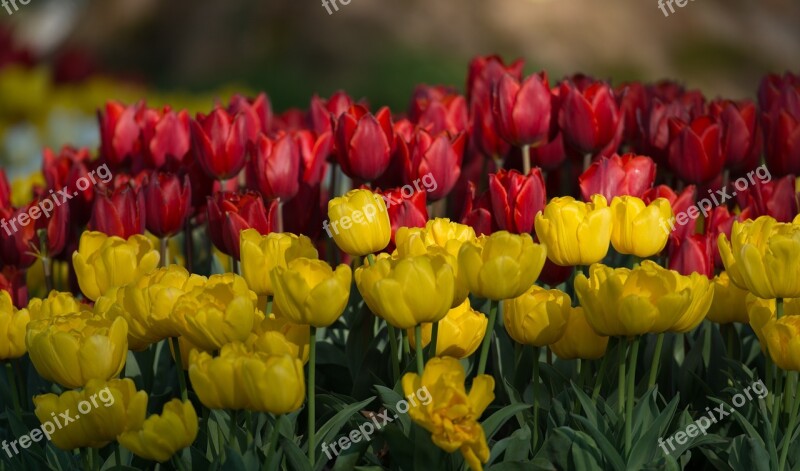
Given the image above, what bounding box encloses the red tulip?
[247,133,301,201]
[758,72,800,114]
[579,153,655,202]
[374,186,429,249]
[404,129,465,201]
[558,80,623,157]
[615,81,647,145]
[704,205,752,269]
[408,85,468,136]
[538,258,574,287]
[295,130,331,187]
[0,266,27,308]
[207,191,277,258]
[0,205,37,268]
[667,115,723,184]
[643,184,697,242]
[530,133,568,171]
[141,107,192,170]
[190,108,249,181]
[334,105,394,181]
[228,93,273,136]
[492,72,551,148]
[274,108,308,133]
[735,174,798,223]
[33,195,70,258]
[467,55,524,105]
[88,185,146,239]
[762,105,800,177]
[468,56,524,160]
[282,182,324,238]
[460,181,493,236]
[471,98,512,160]
[489,169,546,234]
[710,100,762,175]
[143,172,192,238]
[310,91,353,136]
[98,101,146,168]
[42,147,98,226]
[0,169,9,208]
[668,234,713,278]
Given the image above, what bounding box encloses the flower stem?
[648,333,665,388]
[308,326,317,466]
[4,362,21,416]
[477,300,498,376]
[777,298,785,319]
[625,337,640,456]
[772,367,784,435]
[618,339,627,416]
[170,338,189,401]
[160,237,169,268]
[266,415,281,461]
[531,346,540,451]
[521,145,531,175]
[780,372,800,471]
[592,350,609,400]
[387,325,401,385]
[415,325,424,375]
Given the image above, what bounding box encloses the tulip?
[334,105,394,181]
[668,233,714,278]
[206,191,277,259]
[143,172,192,239]
[295,129,331,187]
[667,116,724,184]
[190,108,249,181]
[472,99,512,160]
[405,299,486,359]
[327,189,391,256]
[404,129,465,201]
[356,252,455,329]
[402,357,494,471]
[141,107,192,169]
[468,56,523,160]
[247,133,301,201]
[635,86,705,165]
[492,72,551,148]
[22,290,91,321]
[758,72,800,113]
[467,55,524,105]
[240,229,318,296]
[32,378,147,450]
[550,307,609,360]
[0,290,29,360]
[760,315,800,372]
[616,82,647,145]
[41,146,96,224]
[240,349,306,414]
[578,153,656,202]
[187,344,252,410]
[488,169,546,234]
[408,85,468,136]
[458,231,546,301]
[643,184,697,242]
[762,95,800,178]
[227,93,273,136]
[0,205,37,268]
[309,91,353,136]
[610,196,672,257]
[271,258,352,328]
[503,285,570,347]
[558,80,623,157]
[88,185,146,239]
[26,312,128,389]
[746,296,800,351]
[710,99,762,175]
[118,399,198,463]
[248,313,310,363]
[98,101,147,168]
[72,231,160,301]
[669,269,714,333]
[373,187,429,249]
[735,174,796,223]
[459,181,493,236]
[706,272,750,324]
[534,195,612,266]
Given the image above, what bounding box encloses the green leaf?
[482,403,532,441]
[281,437,312,471]
[314,396,376,471]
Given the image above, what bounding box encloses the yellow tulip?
[188,344,251,410]
[118,399,198,463]
[356,252,455,329]
[406,299,487,359]
[23,291,92,321]
[534,195,612,266]
[746,296,800,349]
[26,312,128,389]
[550,307,609,360]
[72,231,160,301]
[32,378,147,450]
[172,273,260,350]
[271,258,352,328]
[610,196,672,257]
[327,188,391,256]
[718,216,800,299]
[402,357,494,471]
[248,312,310,363]
[458,231,546,301]
[706,272,750,324]
[760,316,800,371]
[170,335,206,371]
[0,290,29,360]
[503,285,570,347]
[240,229,318,296]
[670,271,714,333]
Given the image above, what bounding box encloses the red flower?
[142,107,192,170]
[34,195,70,258]
[735,174,798,223]
[468,56,524,160]
[404,129,465,201]
[579,153,655,202]
[228,93,273,136]
[206,191,277,258]
[492,72,551,148]
[247,133,301,201]
[667,115,724,184]
[282,182,324,238]
[668,234,713,278]
[190,108,250,181]
[88,185,146,239]
[374,186,429,250]
[615,81,647,145]
[489,169,546,234]
[538,258,574,287]
[558,80,623,157]
[295,130,331,187]
[0,266,27,308]
[643,184,697,242]
[143,172,192,239]
[635,87,705,164]
[0,205,37,268]
[98,101,146,168]
[704,205,752,269]
[762,109,800,178]
[710,100,762,175]
[408,85,469,136]
[460,181,493,236]
[334,105,394,181]
[273,108,308,133]
[310,91,353,136]
[0,169,9,208]
[42,147,98,226]
[467,55,524,105]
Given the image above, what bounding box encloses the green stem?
[415,325,424,375]
[266,416,281,461]
[618,338,627,416]
[702,321,712,368]
[777,298,785,320]
[429,322,439,358]
[592,348,610,400]
[4,362,21,416]
[170,337,189,401]
[387,325,401,385]
[625,337,640,456]
[160,237,169,268]
[532,346,540,451]
[308,326,317,466]
[772,367,784,434]
[477,300,498,376]
[648,333,665,389]
[779,372,800,471]
[521,144,531,175]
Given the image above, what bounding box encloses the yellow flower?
[406,299,487,359]
[271,258,352,327]
[458,231,546,301]
[746,296,800,349]
[356,251,455,329]
[503,285,570,347]
[26,312,128,389]
[0,291,29,360]
[188,344,251,410]
[240,229,318,296]
[72,231,160,301]
[22,291,91,321]
[610,196,672,257]
[118,399,198,463]
[172,273,260,351]
[534,195,612,266]
[327,189,391,256]
[32,379,147,450]
[670,271,714,333]
[103,265,207,350]
[718,216,800,299]
[760,316,800,371]
[170,335,206,371]
[247,312,310,363]
[402,357,494,471]
[10,172,45,207]
[706,272,750,324]
[550,307,609,360]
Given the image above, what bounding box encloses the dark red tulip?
[0,169,9,208]
[98,101,146,168]
[374,186,429,249]
[190,108,249,181]
[404,129,465,201]
[228,93,273,136]
[334,105,394,181]
[274,108,308,133]
[283,182,324,238]
[42,147,98,226]
[530,133,568,171]
[636,95,701,165]
[558,80,623,157]
[704,205,752,269]
[141,107,191,170]
[667,115,723,184]
[669,234,713,278]
[615,81,647,145]
[33,195,70,257]
[88,185,146,239]
[468,56,524,160]
[643,184,697,242]
[492,72,551,148]
[467,55,524,105]
[207,191,277,258]
[735,174,798,223]
[247,133,301,201]
[310,91,353,136]
[758,72,800,114]
[710,100,762,175]
[295,130,331,187]
[489,169,546,234]
[143,172,192,238]
[460,181,493,236]
[471,99,512,160]
[0,266,27,308]
[538,258,574,287]
[0,205,37,268]
[762,105,800,177]
[408,85,469,136]
[579,153,656,202]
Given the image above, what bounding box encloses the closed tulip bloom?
[718,217,800,299]
[706,272,750,324]
[207,191,277,259]
[669,270,714,333]
[534,195,612,266]
[735,175,797,224]
[240,229,318,296]
[761,316,800,371]
[402,357,494,471]
[610,196,673,257]
[271,258,352,327]
[503,285,570,347]
[248,312,310,363]
[172,273,260,350]
[492,72,551,147]
[711,99,762,175]
[405,299,487,359]
[746,296,800,352]
[188,344,252,410]
[72,232,160,301]
[356,252,455,329]
[334,105,394,181]
[0,291,29,360]
[143,172,192,238]
[458,231,546,301]
[668,234,714,278]
[408,85,468,136]
[762,98,800,177]
[247,133,301,201]
[667,116,724,184]
[190,108,249,180]
[327,189,391,256]
[22,291,91,321]
[118,399,198,463]
[578,153,656,203]
[240,351,306,414]
[558,80,623,156]
[489,169,547,234]
[89,185,146,239]
[404,129,465,201]
[26,312,128,389]
[32,379,147,450]
[550,307,609,360]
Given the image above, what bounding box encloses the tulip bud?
[190,108,249,181]
[247,133,301,201]
[334,105,394,181]
[118,399,198,462]
[558,80,623,157]
[89,185,146,239]
[143,172,191,238]
[534,195,612,266]
[327,189,391,256]
[503,285,570,347]
[579,153,656,202]
[405,299,487,359]
[667,115,724,184]
[610,196,673,257]
[207,191,278,259]
[489,169,546,234]
[271,258,352,328]
[228,93,273,136]
[492,72,551,147]
[404,129,464,201]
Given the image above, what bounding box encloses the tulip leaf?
[708,396,779,469]
[280,436,313,471]
[627,390,680,469]
[373,385,411,432]
[487,460,555,470]
[314,396,376,471]
[482,403,532,441]
[570,415,625,471]
[727,435,771,471]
